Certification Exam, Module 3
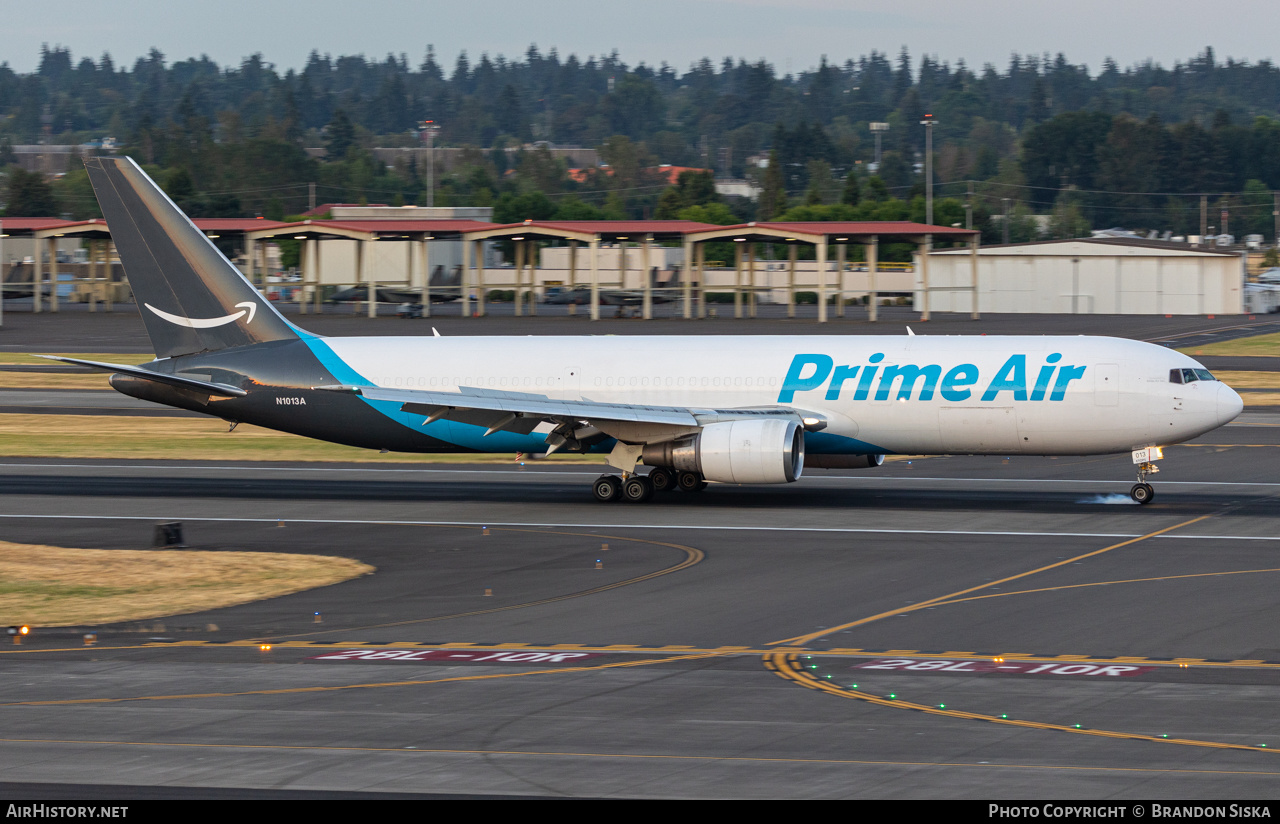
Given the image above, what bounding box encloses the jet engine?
[642,418,804,484]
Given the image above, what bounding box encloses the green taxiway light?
[1000,714,1008,719]
[938,704,946,709]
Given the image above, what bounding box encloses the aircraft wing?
[317,383,822,447]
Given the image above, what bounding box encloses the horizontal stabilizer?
[38,355,247,397]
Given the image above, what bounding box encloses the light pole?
[420,120,441,208]
[920,114,935,226]
[869,122,889,172]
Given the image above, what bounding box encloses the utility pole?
[308,182,316,213]
[1002,198,1011,245]
[1221,194,1230,239]
[869,122,889,171]
[420,120,441,208]
[920,115,935,225]
[1273,191,1279,248]
[965,180,974,230]
[1200,194,1208,241]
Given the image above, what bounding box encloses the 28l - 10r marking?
[852,658,1156,676]
[309,649,602,663]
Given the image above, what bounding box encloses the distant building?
[924,237,1244,315]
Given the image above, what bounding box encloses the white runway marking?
[0,512,1275,541]
[1,462,1279,487]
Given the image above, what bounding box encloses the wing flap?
[351,385,702,427]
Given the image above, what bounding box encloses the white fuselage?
[325,334,1243,457]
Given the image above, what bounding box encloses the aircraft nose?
[1217,381,1244,425]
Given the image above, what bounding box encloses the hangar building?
[920,238,1244,316]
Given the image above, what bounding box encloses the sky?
[1,0,1276,77]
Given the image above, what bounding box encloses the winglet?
[906,326,915,336]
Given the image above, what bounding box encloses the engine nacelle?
[643,418,804,484]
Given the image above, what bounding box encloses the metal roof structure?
[244,219,495,244]
[461,220,720,243]
[684,221,979,244]
[929,236,1239,256]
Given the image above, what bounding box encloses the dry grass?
[0,540,374,626]
[1181,332,1280,358]
[1215,371,1280,389]
[0,371,112,389]
[0,353,154,366]
[0,413,604,464]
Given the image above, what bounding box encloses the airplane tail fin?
[84,156,299,358]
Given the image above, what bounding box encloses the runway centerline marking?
[923,567,1280,611]
[2,737,1279,777]
[1,513,1276,542]
[4,461,1280,486]
[769,514,1215,647]
[767,652,1277,755]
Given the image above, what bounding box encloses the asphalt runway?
[2,422,1280,799]
[5,301,1280,353]
[2,309,1280,798]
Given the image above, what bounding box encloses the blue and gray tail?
[84,156,299,358]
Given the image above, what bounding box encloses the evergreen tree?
[758,150,787,220]
[841,169,860,206]
[4,167,58,216]
[325,109,356,158]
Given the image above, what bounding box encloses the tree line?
[2,43,1280,243]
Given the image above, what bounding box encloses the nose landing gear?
[1129,447,1163,505]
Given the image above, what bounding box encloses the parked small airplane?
[43,157,1243,504]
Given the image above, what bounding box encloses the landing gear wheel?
[621,475,654,503]
[677,471,707,493]
[647,468,675,493]
[592,475,622,503]
[1130,483,1155,505]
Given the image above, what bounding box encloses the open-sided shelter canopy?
[458,220,723,320]
[679,221,981,322]
[243,218,498,317]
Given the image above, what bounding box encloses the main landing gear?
[592,469,705,503]
[1129,447,1163,505]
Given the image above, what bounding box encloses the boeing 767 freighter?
[44,157,1243,505]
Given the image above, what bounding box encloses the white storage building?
[920,238,1245,315]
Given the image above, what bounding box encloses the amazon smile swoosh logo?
[146,301,257,328]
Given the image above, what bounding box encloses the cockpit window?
[1171,368,1218,384]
